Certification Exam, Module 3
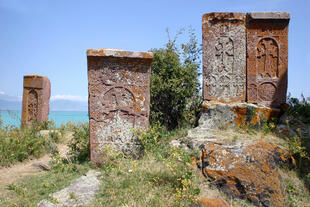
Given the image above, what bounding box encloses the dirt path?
[0,132,71,194]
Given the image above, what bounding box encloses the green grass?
[1,116,309,207]
[0,121,62,167]
[0,163,88,207]
[87,152,201,207]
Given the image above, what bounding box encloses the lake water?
[0,110,89,128]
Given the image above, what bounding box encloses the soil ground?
[0,132,71,196]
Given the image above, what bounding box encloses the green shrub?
[68,122,90,162]
[287,94,310,124]
[150,28,202,130]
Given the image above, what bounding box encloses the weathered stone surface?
[195,102,280,130]
[197,198,229,207]
[21,75,51,126]
[202,12,246,103]
[247,12,290,108]
[37,170,101,207]
[87,48,153,164]
[199,141,295,207]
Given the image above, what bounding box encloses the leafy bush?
[68,122,90,162]
[150,28,202,130]
[287,94,310,124]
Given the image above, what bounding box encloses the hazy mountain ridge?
[0,94,88,111]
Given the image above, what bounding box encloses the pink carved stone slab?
[87,48,153,164]
[202,12,246,103]
[21,75,51,126]
[247,12,290,108]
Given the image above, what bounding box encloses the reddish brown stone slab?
[246,12,290,108]
[21,75,51,126]
[202,13,246,103]
[87,48,153,164]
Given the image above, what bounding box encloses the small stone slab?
[21,75,51,126]
[37,170,101,207]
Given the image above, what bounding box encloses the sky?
[0,0,309,104]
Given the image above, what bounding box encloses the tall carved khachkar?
[202,12,289,108]
[21,75,51,126]
[195,12,289,131]
[203,13,246,103]
[247,12,290,108]
[87,48,153,164]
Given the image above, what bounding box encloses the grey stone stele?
[37,170,101,207]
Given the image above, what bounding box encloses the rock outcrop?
[197,198,229,207]
[196,102,280,130]
[198,141,295,207]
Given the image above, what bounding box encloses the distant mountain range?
[0,94,88,111]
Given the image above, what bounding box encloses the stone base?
[197,101,280,130]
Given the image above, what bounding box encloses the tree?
[150,28,202,129]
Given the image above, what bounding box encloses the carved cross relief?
[27,89,38,122]
[215,37,234,73]
[100,86,137,143]
[102,86,137,120]
[257,38,279,78]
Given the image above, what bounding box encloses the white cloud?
[51,94,88,102]
[0,90,5,95]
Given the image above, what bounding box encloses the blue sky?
[0,0,309,103]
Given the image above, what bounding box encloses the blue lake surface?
[0,110,89,128]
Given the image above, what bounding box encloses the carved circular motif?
[258,83,276,101]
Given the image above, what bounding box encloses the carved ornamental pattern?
[87,49,153,164]
[21,75,51,126]
[27,89,39,122]
[202,12,289,108]
[203,13,246,103]
[247,16,289,107]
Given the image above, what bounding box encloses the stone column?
[21,75,51,126]
[87,48,153,164]
[247,12,290,108]
[202,12,246,103]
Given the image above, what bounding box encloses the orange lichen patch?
[199,141,294,207]
[233,106,248,126]
[233,105,280,127]
[203,12,245,22]
[87,48,154,59]
[197,198,229,207]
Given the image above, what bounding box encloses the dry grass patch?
[211,127,287,148]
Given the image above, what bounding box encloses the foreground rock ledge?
[198,141,294,207]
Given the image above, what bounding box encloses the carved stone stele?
[247,12,290,108]
[202,12,246,103]
[21,75,51,126]
[87,48,153,164]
